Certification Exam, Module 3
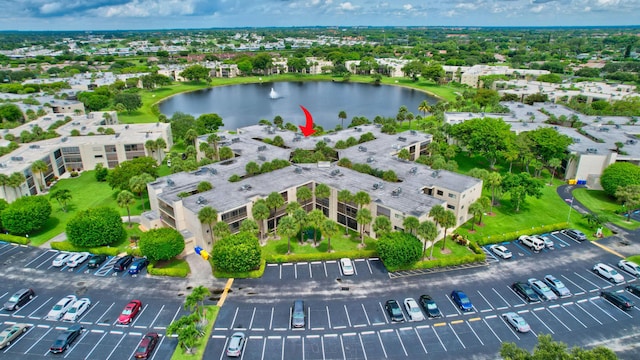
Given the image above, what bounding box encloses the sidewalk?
[183,252,217,285]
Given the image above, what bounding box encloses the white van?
[519,235,545,252]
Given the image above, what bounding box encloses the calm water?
[158,81,439,130]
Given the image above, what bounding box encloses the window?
[436,190,444,196]
[377,206,390,218]
[94,155,103,158]
[447,204,455,210]
[448,193,457,199]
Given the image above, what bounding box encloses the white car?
[503,312,531,333]
[527,278,558,301]
[340,258,354,276]
[66,252,91,268]
[52,252,72,267]
[534,235,554,249]
[46,295,77,320]
[490,245,512,259]
[403,298,425,322]
[593,263,625,283]
[618,260,640,277]
[62,298,91,322]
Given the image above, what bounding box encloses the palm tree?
[0,174,9,199]
[252,200,270,240]
[403,216,419,235]
[417,220,438,258]
[353,191,371,210]
[477,196,491,225]
[239,219,259,238]
[321,219,339,252]
[418,100,431,117]
[468,201,484,231]
[582,213,608,229]
[50,188,72,212]
[296,186,313,211]
[278,216,298,254]
[307,209,325,246]
[356,208,372,246]
[292,208,307,244]
[314,183,331,205]
[406,112,414,129]
[129,173,154,211]
[155,138,167,163]
[8,172,26,199]
[286,201,301,215]
[548,158,562,185]
[213,221,230,239]
[185,128,198,147]
[117,190,136,227]
[486,172,503,213]
[615,185,640,222]
[31,160,48,194]
[145,140,158,163]
[440,210,457,251]
[428,205,446,259]
[338,110,347,129]
[266,192,285,234]
[198,206,218,244]
[207,134,220,161]
[337,189,352,234]
[372,216,392,237]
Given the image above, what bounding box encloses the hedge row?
[0,234,29,245]
[475,222,569,245]
[213,259,266,279]
[386,253,486,272]
[147,260,190,278]
[49,240,120,256]
[265,250,377,263]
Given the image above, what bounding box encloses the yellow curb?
[217,278,234,307]
[468,317,481,322]
[433,322,446,327]
[591,240,625,259]
[450,320,463,324]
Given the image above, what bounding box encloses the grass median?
[170,305,219,360]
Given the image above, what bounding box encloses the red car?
[117,300,142,325]
[134,332,159,359]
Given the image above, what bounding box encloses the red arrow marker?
[299,105,316,137]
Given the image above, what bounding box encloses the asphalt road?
[0,243,198,360]
[207,230,640,360]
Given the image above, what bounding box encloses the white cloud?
[338,1,357,11]
[530,4,544,12]
[403,4,413,10]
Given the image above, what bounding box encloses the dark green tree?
[195,114,224,135]
[1,196,52,235]
[377,232,422,269]
[601,162,640,197]
[210,231,261,272]
[139,228,185,261]
[66,207,125,247]
[113,93,142,114]
[106,156,158,191]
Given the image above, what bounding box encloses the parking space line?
[149,334,166,360]
[549,232,571,247]
[444,294,462,316]
[248,307,256,329]
[466,320,485,345]
[149,304,165,329]
[449,322,466,348]
[512,241,532,256]
[394,329,408,356]
[63,328,90,358]
[269,307,274,330]
[78,300,100,324]
[322,262,328,277]
[560,274,587,294]
[279,264,282,280]
[431,325,447,351]
[281,337,285,360]
[500,315,521,340]
[545,307,571,331]
[320,335,326,360]
[366,259,373,274]
[26,296,51,319]
[308,262,312,279]
[24,327,52,354]
[482,317,502,343]
[130,304,148,328]
[413,327,428,354]
[491,288,511,309]
[0,243,19,257]
[476,290,494,310]
[595,298,633,319]
[325,306,331,329]
[97,302,115,325]
[342,305,352,328]
[260,337,267,360]
[369,303,379,325]
[376,331,388,358]
[219,337,230,360]
[24,249,57,268]
[229,307,239,329]
[356,333,367,360]
[294,264,298,279]
[308,306,312,330]
[85,330,108,360]
[2,325,34,353]
[561,305,587,328]
[576,271,606,290]
[574,302,603,325]
[529,309,554,334]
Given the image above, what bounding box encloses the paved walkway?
[183,252,216,284]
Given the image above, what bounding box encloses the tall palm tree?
[185,128,198,147]
[477,196,491,225]
[406,112,414,130]
[321,219,339,253]
[129,173,154,211]
[356,208,372,246]
[286,201,301,215]
[468,201,484,232]
[31,160,48,194]
[198,206,218,244]
[440,210,457,251]
[307,209,325,246]
[8,172,25,199]
[50,188,72,212]
[213,221,230,239]
[486,172,502,213]
[337,189,352,234]
[292,208,307,244]
[117,190,136,227]
[252,200,270,240]
[403,216,420,236]
[372,216,392,237]
[296,186,313,211]
[155,138,167,163]
[417,220,438,259]
[278,216,298,254]
[548,158,562,185]
[338,110,347,129]
[239,219,259,238]
[418,100,431,117]
[0,174,9,199]
[314,183,331,212]
[353,191,371,210]
[428,204,446,259]
[145,140,158,163]
[266,192,285,233]
[207,133,220,161]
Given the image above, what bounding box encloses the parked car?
[543,275,571,297]
[564,229,587,242]
[450,290,473,312]
[87,254,108,269]
[113,255,134,272]
[3,288,35,311]
[62,298,91,322]
[512,282,541,303]
[601,291,634,311]
[49,325,83,353]
[626,284,640,297]
[0,323,29,349]
[528,278,558,301]
[226,332,246,357]
[418,295,442,318]
[128,257,150,275]
[535,235,554,249]
[117,300,142,325]
[134,332,159,359]
[618,260,640,277]
[291,300,305,328]
[340,258,354,276]
[502,312,531,333]
[593,263,625,283]
[384,299,404,322]
[46,295,77,320]
[403,298,425,322]
[490,245,512,259]
[52,252,72,267]
[66,252,91,268]
[518,235,544,252]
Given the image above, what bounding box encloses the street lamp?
[566,197,574,223]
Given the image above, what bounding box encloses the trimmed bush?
[264,250,377,263]
[2,196,52,235]
[377,232,422,268]
[139,228,185,261]
[476,222,569,245]
[66,207,125,247]
[601,162,640,197]
[147,260,190,277]
[0,233,29,245]
[211,231,261,273]
[49,240,120,256]
[213,259,266,279]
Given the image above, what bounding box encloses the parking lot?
[261,258,386,282]
[0,242,195,360]
[208,231,640,359]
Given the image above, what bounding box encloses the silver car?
[403,298,425,322]
[62,298,91,322]
[543,275,571,297]
[226,332,246,357]
[490,245,513,259]
[503,312,530,333]
[0,323,29,349]
[528,278,558,301]
[52,253,72,267]
[618,260,640,277]
[46,295,77,320]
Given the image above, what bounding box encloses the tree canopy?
[377,232,422,269]
[211,231,262,273]
[500,334,617,360]
[449,117,515,169]
[66,207,125,247]
[139,227,185,261]
[1,196,51,235]
[601,162,640,197]
[106,156,158,191]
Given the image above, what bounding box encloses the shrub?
[211,231,261,273]
[147,260,190,277]
[2,196,52,235]
[0,233,29,245]
[475,222,569,245]
[377,232,422,268]
[139,228,185,261]
[600,162,640,197]
[66,207,125,247]
[264,250,377,263]
[213,259,266,279]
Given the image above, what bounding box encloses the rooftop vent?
[29,144,40,149]
[125,125,129,129]
[330,169,341,176]
[240,184,252,191]
[232,138,240,143]
[258,155,266,161]
[196,196,207,205]
[358,146,367,152]
[409,167,417,174]
[61,137,68,142]
[323,137,331,143]
[431,170,440,178]
[0,163,5,168]
[397,136,407,142]
[257,145,267,152]
[294,167,303,174]
[391,187,402,197]
[10,156,23,161]
[366,157,374,163]
[626,139,637,145]
[167,179,175,187]
[373,182,384,190]
[115,133,120,138]
[586,148,599,154]
[410,130,417,135]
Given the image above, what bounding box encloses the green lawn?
[29,170,147,245]
[572,188,640,230]
[170,305,219,360]
[261,229,376,259]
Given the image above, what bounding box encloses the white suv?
[593,263,625,283]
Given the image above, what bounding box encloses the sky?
[0,0,638,31]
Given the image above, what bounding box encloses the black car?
[49,325,83,353]
[418,295,442,318]
[3,288,35,311]
[626,284,640,297]
[512,282,542,303]
[601,291,634,311]
[384,300,404,322]
[87,255,107,269]
[113,255,134,272]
